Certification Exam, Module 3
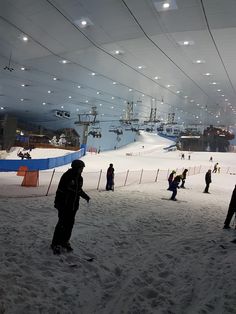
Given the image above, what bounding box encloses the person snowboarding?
[106,163,114,191]
[223,185,236,229]
[203,169,212,193]
[51,159,90,255]
[180,169,188,188]
[167,170,176,190]
[169,175,181,201]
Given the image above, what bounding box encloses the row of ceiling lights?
[12,30,236,120]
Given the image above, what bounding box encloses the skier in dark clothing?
[203,169,212,193]
[51,159,90,255]
[223,185,236,229]
[212,163,218,173]
[169,175,181,201]
[106,163,114,191]
[180,169,188,188]
[167,170,176,190]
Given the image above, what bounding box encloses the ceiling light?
[112,82,117,85]
[21,84,25,87]
[76,108,79,111]
[142,94,145,97]
[53,77,57,81]
[204,72,211,76]
[60,60,68,64]
[154,76,160,80]
[61,106,64,109]
[20,98,24,101]
[68,96,72,99]
[74,17,93,29]
[85,100,88,103]
[99,103,102,106]
[217,89,221,92]
[97,91,100,95]
[184,96,188,98]
[129,89,132,92]
[115,50,120,54]
[221,94,225,97]
[91,72,96,76]
[48,90,51,94]
[176,90,180,94]
[77,85,81,88]
[0,107,4,110]
[137,65,145,69]
[210,82,217,85]
[163,3,170,9]
[154,0,177,12]
[190,100,194,102]
[111,97,115,99]
[42,102,46,105]
[178,40,194,46]
[193,59,205,64]
[20,67,25,71]
[22,36,28,42]
[225,99,228,101]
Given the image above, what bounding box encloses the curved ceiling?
[0,0,236,130]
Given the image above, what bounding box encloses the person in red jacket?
[51,159,90,255]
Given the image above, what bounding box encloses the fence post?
[46,169,55,196]
[139,169,143,184]
[155,169,159,182]
[97,169,102,190]
[124,170,129,186]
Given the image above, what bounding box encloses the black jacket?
[229,186,236,209]
[54,168,90,211]
[205,171,212,184]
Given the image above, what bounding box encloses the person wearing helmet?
[51,159,90,255]
[167,170,176,190]
[169,175,181,201]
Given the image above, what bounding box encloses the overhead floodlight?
[153,0,177,12]
[178,40,194,46]
[74,17,93,29]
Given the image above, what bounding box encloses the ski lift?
[88,126,102,138]
[109,125,123,135]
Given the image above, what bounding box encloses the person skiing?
[106,163,114,191]
[51,159,90,255]
[169,175,181,201]
[223,185,236,229]
[212,163,218,173]
[167,170,176,190]
[203,169,212,193]
[180,169,188,188]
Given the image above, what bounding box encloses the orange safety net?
[21,170,39,187]
[17,166,28,176]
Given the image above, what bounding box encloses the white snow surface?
[0,132,236,314]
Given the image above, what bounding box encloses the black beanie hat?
[71,159,85,169]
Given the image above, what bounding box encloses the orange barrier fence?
[17,166,28,176]
[21,170,39,187]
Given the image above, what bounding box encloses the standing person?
[188,154,191,160]
[167,170,176,190]
[106,163,114,191]
[209,156,213,162]
[169,175,181,201]
[212,162,218,173]
[180,169,188,188]
[223,185,236,229]
[203,169,212,193]
[51,159,90,255]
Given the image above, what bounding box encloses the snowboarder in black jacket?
[51,159,90,254]
[169,175,181,201]
[204,169,212,193]
[223,185,236,229]
[180,169,188,188]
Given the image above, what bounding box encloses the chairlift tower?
[120,101,139,125]
[74,106,99,144]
